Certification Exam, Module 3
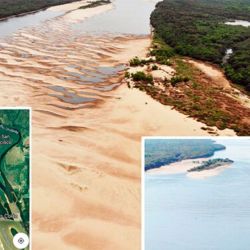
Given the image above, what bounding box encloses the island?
[145,139,226,171]
[188,158,234,172]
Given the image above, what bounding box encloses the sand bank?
[187,164,232,179]
[49,0,114,23]
[147,158,232,179]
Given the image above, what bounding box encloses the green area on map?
[0,109,30,250]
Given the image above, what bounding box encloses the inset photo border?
[0,107,31,250]
[142,136,250,250]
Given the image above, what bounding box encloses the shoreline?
[124,37,249,135]
[0,0,84,22]
[147,157,232,179]
[0,0,113,22]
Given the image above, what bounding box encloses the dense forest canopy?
[151,0,250,91]
[144,139,225,171]
[0,0,77,18]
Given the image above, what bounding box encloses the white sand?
[49,0,92,11]
[62,4,113,23]
[147,158,209,175]
[147,158,232,179]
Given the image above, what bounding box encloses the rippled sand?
[0,2,234,250]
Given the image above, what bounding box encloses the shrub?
[129,57,154,66]
[129,57,141,66]
[170,75,190,86]
[125,71,130,78]
[155,56,172,65]
[152,65,158,70]
[131,71,154,84]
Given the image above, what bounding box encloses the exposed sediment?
[0,1,237,249]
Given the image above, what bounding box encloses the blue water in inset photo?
[145,139,250,250]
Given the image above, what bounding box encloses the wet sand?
[0,1,236,249]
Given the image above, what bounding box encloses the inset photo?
[142,137,250,250]
[0,108,30,250]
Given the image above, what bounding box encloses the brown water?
[0,0,159,110]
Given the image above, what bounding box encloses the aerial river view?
[0,0,248,249]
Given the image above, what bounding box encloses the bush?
[131,71,154,84]
[155,55,172,65]
[152,65,159,70]
[150,48,175,58]
[125,71,130,78]
[170,75,190,86]
[129,57,154,66]
[129,57,141,66]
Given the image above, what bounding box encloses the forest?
[0,0,77,18]
[150,0,250,91]
[144,139,225,171]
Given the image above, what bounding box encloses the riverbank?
[0,0,85,20]
[150,0,250,92]
[124,39,250,135]
[147,157,232,179]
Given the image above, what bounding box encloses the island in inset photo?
[144,138,250,250]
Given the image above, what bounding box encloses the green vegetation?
[145,139,225,171]
[0,0,79,19]
[188,158,234,172]
[131,71,153,84]
[151,65,158,71]
[129,57,154,67]
[151,0,250,91]
[170,75,190,86]
[150,37,175,65]
[79,0,111,9]
[0,110,30,234]
[128,55,250,134]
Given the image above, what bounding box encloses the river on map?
[145,139,250,250]
[0,0,158,110]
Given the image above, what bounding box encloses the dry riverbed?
[0,0,245,250]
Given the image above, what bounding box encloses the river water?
[0,0,158,110]
[145,139,250,250]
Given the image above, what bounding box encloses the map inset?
[0,109,30,250]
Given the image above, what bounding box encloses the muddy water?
[0,0,158,110]
[74,0,159,35]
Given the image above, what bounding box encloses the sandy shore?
[147,157,232,179]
